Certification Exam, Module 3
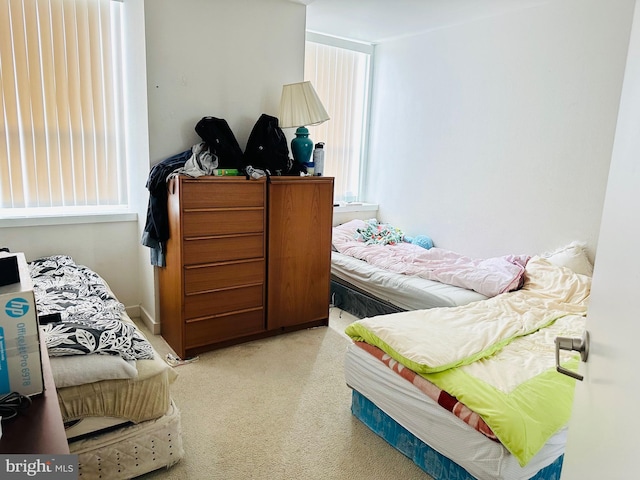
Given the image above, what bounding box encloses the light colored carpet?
[135,308,431,480]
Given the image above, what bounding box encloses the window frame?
[0,0,130,222]
[305,32,374,203]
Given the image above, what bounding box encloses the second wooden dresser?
[159,176,267,358]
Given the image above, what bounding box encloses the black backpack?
[195,116,244,169]
[244,114,306,176]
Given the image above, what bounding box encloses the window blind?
[304,40,370,202]
[0,0,126,213]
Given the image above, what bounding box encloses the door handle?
[555,331,590,381]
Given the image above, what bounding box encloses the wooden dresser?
[267,176,334,330]
[159,176,267,358]
[159,175,334,358]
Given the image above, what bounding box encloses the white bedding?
[48,310,151,388]
[26,254,183,478]
[28,255,159,388]
[333,219,529,297]
[346,257,590,374]
[50,354,137,388]
[31,258,179,426]
[345,257,590,466]
[344,342,566,480]
[332,251,487,309]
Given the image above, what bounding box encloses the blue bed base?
[350,389,564,480]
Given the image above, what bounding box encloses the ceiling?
[302,0,550,44]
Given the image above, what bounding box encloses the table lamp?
[278,81,330,166]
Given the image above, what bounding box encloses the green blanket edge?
[345,319,579,466]
[424,357,578,466]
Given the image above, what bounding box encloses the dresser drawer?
[181,180,265,209]
[183,209,264,237]
[184,260,265,294]
[183,234,264,265]
[184,284,263,320]
[185,309,265,348]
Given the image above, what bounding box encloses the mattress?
[27,255,178,433]
[57,347,177,432]
[69,400,184,480]
[26,254,183,477]
[344,342,566,480]
[332,251,487,310]
[55,314,178,426]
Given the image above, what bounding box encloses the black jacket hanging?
[141,149,191,266]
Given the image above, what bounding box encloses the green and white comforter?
[345,256,591,466]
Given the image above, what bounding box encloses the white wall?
[144,0,305,164]
[365,0,635,260]
[124,0,154,328]
[0,0,306,332]
[141,0,306,330]
[0,219,140,307]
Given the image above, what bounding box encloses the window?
[0,0,126,217]
[304,33,372,203]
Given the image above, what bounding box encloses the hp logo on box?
[5,298,30,318]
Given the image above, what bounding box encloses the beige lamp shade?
[279,81,330,128]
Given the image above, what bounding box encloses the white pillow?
[50,354,137,388]
[544,242,594,276]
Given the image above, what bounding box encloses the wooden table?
[0,342,69,454]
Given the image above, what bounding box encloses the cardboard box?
[0,252,44,396]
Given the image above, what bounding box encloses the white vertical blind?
[304,40,370,202]
[0,0,126,213]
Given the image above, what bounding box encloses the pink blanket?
[333,220,529,297]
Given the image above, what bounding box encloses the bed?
[331,251,488,316]
[342,249,594,480]
[28,255,184,479]
[330,219,536,317]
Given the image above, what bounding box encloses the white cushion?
[50,354,137,388]
[544,242,594,276]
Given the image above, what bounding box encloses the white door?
[560,1,640,477]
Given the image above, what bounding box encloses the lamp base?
[290,127,314,166]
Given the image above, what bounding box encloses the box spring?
[331,276,405,318]
[351,390,563,480]
[345,342,565,479]
[69,400,184,480]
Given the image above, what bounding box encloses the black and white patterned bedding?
[28,255,154,360]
